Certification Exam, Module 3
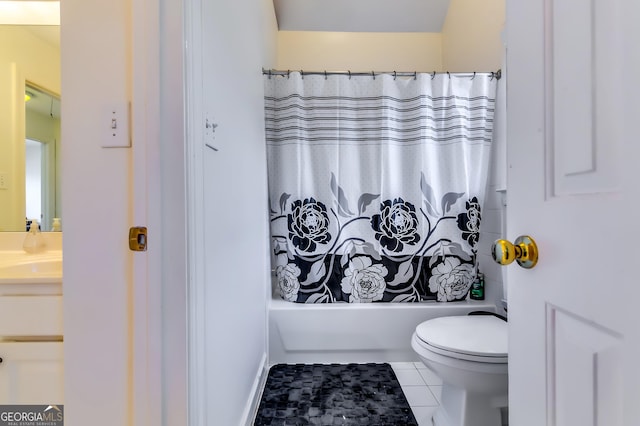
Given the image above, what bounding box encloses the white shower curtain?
[264,72,497,303]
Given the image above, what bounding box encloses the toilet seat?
[415,315,508,364]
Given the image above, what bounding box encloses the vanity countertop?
[0,250,62,293]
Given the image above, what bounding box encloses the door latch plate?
[129,227,147,251]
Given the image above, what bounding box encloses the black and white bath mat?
[253,363,418,426]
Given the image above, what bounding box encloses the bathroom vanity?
[0,233,63,404]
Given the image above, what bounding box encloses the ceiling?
[272,0,451,32]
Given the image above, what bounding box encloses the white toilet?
[411,314,508,426]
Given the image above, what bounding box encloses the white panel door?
[506,0,640,425]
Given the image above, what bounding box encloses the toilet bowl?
[411,315,508,426]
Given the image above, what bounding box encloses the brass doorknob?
[491,235,538,269]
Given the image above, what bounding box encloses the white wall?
[157,0,188,423]
[196,0,277,423]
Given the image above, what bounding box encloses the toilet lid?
[415,315,508,361]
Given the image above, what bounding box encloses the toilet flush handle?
[491,235,538,269]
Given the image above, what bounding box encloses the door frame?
[130,0,199,422]
[131,0,161,423]
[130,0,189,423]
[183,0,208,423]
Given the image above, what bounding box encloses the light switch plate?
[102,103,131,148]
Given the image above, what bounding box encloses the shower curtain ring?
[447,71,451,79]
[287,70,290,79]
[431,71,436,80]
[300,70,304,79]
[414,72,417,80]
[471,72,476,80]
[372,71,375,80]
[325,70,327,80]
[268,70,272,79]
[393,71,397,80]
[348,71,351,79]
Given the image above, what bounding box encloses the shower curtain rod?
[262,68,501,80]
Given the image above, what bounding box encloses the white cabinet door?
[0,342,63,404]
[506,0,640,425]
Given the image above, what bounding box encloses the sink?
[0,252,63,284]
[0,260,62,277]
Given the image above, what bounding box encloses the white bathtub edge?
[269,294,497,364]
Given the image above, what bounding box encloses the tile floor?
[389,361,442,426]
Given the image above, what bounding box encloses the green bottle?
[470,272,485,300]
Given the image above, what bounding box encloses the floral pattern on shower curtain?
[264,72,497,302]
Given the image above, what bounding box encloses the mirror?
[0,24,61,232]
[25,84,61,231]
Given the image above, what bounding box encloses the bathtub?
[269,293,497,364]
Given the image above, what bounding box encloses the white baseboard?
[241,352,269,426]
